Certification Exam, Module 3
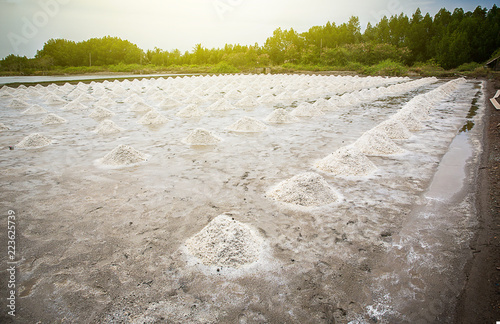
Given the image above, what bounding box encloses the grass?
[1,60,498,79]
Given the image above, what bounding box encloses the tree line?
[1,5,499,73]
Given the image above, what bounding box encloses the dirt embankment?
[455,79,500,323]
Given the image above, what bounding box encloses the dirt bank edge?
[455,78,500,324]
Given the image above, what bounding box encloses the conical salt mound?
[265,108,298,124]
[129,102,153,113]
[401,103,429,121]
[207,99,234,111]
[354,129,404,155]
[312,98,334,111]
[102,144,147,166]
[266,172,340,207]
[392,110,422,131]
[138,110,169,125]
[42,113,67,125]
[290,102,324,117]
[0,123,10,131]
[176,104,206,118]
[74,93,95,103]
[124,94,145,104]
[89,107,115,119]
[94,119,124,135]
[227,116,268,133]
[63,101,88,111]
[45,95,66,105]
[185,214,263,268]
[22,104,48,115]
[159,97,181,109]
[184,94,204,104]
[95,97,115,107]
[258,93,275,103]
[9,99,29,108]
[374,119,411,140]
[235,96,258,108]
[314,146,377,176]
[16,133,51,148]
[183,128,222,145]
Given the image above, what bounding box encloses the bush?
[468,66,490,78]
[363,59,408,76]
[456,62,482,72]
[344,62,366,73]
[209,61,239,73]
[281,63,324,71]
[410,59,447,76]
[108,63,142,72]
[61,66,106,74]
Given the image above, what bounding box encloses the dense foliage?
[1,5,499,74]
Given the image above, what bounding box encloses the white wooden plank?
[490,97,500,110]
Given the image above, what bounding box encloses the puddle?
[460,120,475,133]
[459,86,481,133]
[427,85,480,200]
[425,132,472,200]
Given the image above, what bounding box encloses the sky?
[0,0,497,59]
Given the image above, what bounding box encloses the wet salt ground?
[0,76,484,323]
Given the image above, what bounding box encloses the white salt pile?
[45,95,66,105]
[89,107,115,119]
[183,128,222,145]
[312,98,334,111]
[129,102,153,113]
[185,214,263,268]
[227,116,268,133]
[401,101,430,121]
[354,129,404,155]
[63,101,88,111]
[159,98,181,109]
[42,113,67,125]
[374,119,412,140]
[8,99,29,108]
[102,144,147,166]
[265,108,298,124]
[391,110,422,131]
[314,146,377,176]
[258,93,275,103]
[94,119,124,135]
[95,97,115,107]
[74,93,95,103]
[22,105,48,115]
[290,102,324,117]
[124,94,145,104]
[184,94,204,104]
[176,104,206,118]
[0,123,10,131]
[226,88,242,99]
[207,99,234,111]
[16,133,51,148]
[266,172,340,207]
[138,110,169,125]
[235,96,258,108]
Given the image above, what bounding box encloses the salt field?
[0,74,485,323]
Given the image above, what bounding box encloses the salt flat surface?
[0,74,483,323]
